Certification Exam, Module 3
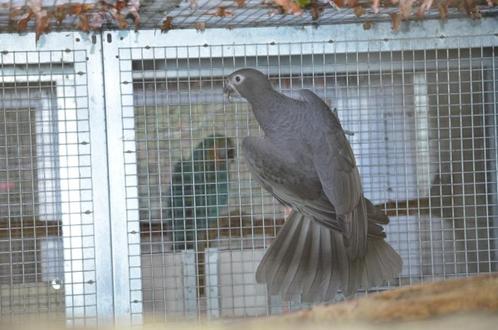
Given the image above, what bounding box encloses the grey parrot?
[224,68,402,302]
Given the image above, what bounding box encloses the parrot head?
[224,68,272,100]
[193,134,236,169]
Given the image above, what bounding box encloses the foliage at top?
[1,0,496,42]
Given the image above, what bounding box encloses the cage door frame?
[101,18,498,322]
[0,32,113,326]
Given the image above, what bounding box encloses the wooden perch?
[376,197,431,216]
[139,209,285,243]
[0,219,61,239]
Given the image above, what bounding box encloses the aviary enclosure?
[0,0,497,327]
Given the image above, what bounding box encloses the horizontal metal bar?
[103,18,498,61]
[130,57,496,81]
[0,32,99,63]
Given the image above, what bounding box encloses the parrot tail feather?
[344,236,403,296]
[256,210,402,302]
[343,196,368,259]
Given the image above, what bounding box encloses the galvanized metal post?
[102,31,143,326]
[86,33,116,326]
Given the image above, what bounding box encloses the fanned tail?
[256,210,402,302]
[342,196,368,259]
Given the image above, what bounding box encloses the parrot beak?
[223,79,236,101]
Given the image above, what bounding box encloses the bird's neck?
[249,89,292,138]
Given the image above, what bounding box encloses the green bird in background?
[165,134,235,250]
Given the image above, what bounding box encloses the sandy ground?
[3,274,498,330]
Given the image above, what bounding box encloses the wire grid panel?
[0,33,111,326]
[107,21,498,321]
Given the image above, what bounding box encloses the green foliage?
[295,0,312,8]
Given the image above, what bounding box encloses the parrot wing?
[297,89,367,258]
[297,89,362,214]
[242,136,344,233]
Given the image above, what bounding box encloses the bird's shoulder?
[294,89,327,106]
[292,89,342,131]
[293,89,356,168]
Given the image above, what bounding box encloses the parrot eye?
[235,75,241,83]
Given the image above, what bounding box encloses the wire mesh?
[119,35,498,320]
[0,50,97,325]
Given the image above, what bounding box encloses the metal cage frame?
[0,17,497,326]
[0,33,112,326]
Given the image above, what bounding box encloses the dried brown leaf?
[346,0,358,7]
[35,10,50,42]
[353,5,365,16]
[77,14,90,32]
[116,14,129,29]
[390,12,401,31]
[416,0,434,17]
[329,0,343,8]
[463,0,481,18]
[363,21,374,30]
[471,7,481,19]
[126,0,141,28]
[17,12,33,32]
[213,6,234,16]
[310,1,322,20]
[195,22,206,32]
[115,0,127,11]
[399,0,415,19]
[9,7,23,20]
[235,0,246,7]
[438,0,449,19]
[26,0,51,41]
[161,16,174,32]
[371,0,380,13]
[69,3,93,16]
[53,5,67,26]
